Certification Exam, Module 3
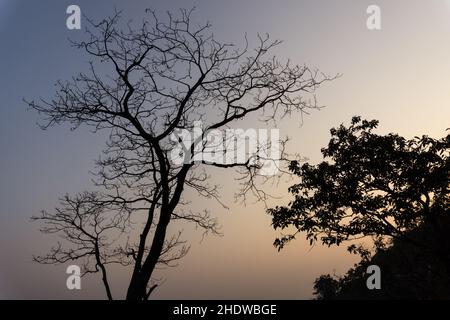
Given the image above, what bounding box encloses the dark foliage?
[269,116,449,299]
[269,116,449,249]
[314,213,450,299]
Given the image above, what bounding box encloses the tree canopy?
[269,116,450,299]
[28,8,333,300]
[269,116,450,249]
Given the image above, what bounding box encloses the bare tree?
[28,8,334,300]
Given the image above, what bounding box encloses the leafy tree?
[269,116,450,299]
[27,9,333,300]
[269,116,449,249]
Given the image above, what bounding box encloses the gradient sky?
[0,0,449,299]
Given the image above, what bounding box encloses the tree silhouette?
[313,215,450,299]
[27,9,333,300]
[269,116,449,250]
[269,117,449,299]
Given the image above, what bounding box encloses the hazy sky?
[0,0,449,299]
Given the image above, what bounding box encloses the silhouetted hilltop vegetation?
[269,116,449,300]
[314,210,450,299]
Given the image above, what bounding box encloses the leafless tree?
[28,8,334,300]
